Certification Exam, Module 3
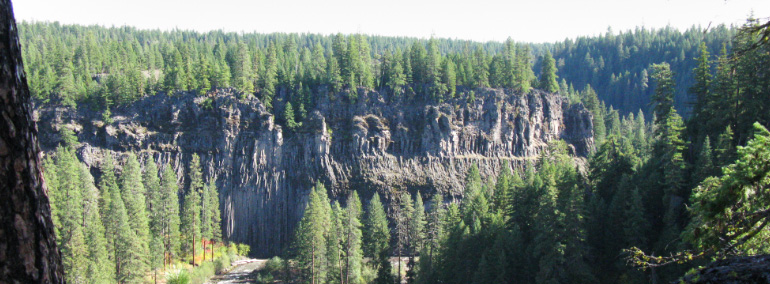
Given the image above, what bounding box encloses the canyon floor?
[209,259,266,284]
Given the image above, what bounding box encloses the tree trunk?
[311,243,316,284]
[0,0,65,282]
[192,227,196,266]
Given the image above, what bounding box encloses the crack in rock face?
[35,87,594,257]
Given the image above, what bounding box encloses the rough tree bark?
[0,0,65,283]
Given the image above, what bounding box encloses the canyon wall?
[36,87,593,256]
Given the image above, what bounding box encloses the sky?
[11,0,770,43]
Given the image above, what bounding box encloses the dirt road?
[208,259,266,284]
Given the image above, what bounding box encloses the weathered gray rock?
[35,87,593,257]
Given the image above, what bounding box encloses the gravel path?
[208,259,266,284]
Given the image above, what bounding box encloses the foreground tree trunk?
[0,0,65,283]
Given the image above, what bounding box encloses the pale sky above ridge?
[11,0,770,43]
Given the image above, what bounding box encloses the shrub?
[189,261,216,284]
[237,243,251,256]
[215,253,231,274]
[228,243,238,259]
[264,256,284,275]
[255,272,275,284]
[166,268,190,284]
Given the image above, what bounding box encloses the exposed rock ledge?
[35,87,594,257]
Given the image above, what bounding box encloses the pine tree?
[581,85,605,146]
[144,156,166,275]
[364,192,391,277]
[160,164,181,265]
[284,102,299,131]
[651,63,676,125]
[386,51,406,97]
[442,59,457,99]
[344,191,364,284]
[689,42,712,136]
[205,180,222,261]
[295,182,331,284]
[715,126,735,167]
[201,181,212,262]
[328,202,344,284]
[410,192,427,255]
[693,136,716,184]
[514,44,535,94]
[425,193,445,264]
[106,173,138,283]
[395,192,415,283]
[119,153,150,277]
[79,164,114,283]
[540,50,559,93]
[182,154,203,265]
[261,43,278,110]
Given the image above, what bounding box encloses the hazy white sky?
[11,0,769,43]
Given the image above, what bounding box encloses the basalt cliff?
[35,88,593,257]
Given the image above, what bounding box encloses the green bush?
[255,271,275,284]
[215,253,231,274]
[189,261,216,284]
[264,256,284,275]
[166,268,191,284]
[237,243,251,256]
[361,262,377,284]
[228,243,238,256]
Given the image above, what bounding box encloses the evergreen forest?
[21,14,770,284]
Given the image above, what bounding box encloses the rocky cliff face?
[35,87,593,257]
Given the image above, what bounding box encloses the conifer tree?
[119,153,150,277]
[395,192,415,283]
[410,192,427,255]
[581,85,605,146]
[106,172,138,283]
[328,202,344,284]
[284,102,298,130]
[144,156,162,236]
[715,126,735,167]
[295,183,331,284]
[79,164,114,283]
[182,154,203,265]
[327,53,343,94]
[261,43,278,109]
[693,137,716,184]
[205,180,222,260]
[201,181,212,262]
[442,59,457,99]
[364,193,391,273]
[160,164,181,265]
[539,50,559,93]
[386,51,406,97]
[344,191,364,284]
[98,153,120,227]
[493,161,512,212]
[689,42,712,135]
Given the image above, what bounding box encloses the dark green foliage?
[182,154,203,262]
[161,163,182,261]
[364,193,390,263]
[119,153,150,277]
[539,50,559,93]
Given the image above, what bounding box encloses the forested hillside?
[283,18,770,284]
[20,21,734,121]
[22,16,770,284]
[42,129,253,283]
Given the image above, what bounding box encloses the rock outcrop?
[35,87,593,257]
